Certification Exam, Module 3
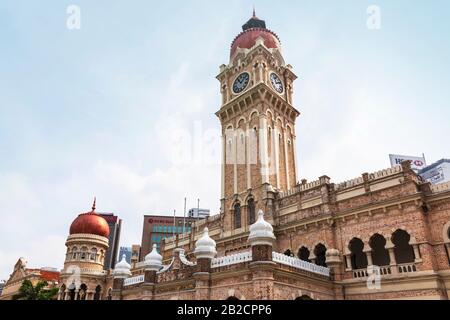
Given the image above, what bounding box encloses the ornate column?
[310,254,317,266]
[385,239,398,275]
[221,134,225,200]
[345,254,352,271]
[274,127,281,189]
[248,210,276,300]
[326,249,344,300]
[258,62,264,83]
[144,244,163,284]
[292,135,299,184]
[283,128,290,189]
[364,249,373,266]
[86,290,94,300]
[409,239,422,263]
[194,228,217,300]
[233,131,238,195]
[246,123,252,190]
[112,254,132,300]
[259,116,269,184]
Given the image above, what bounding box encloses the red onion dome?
[230,12,281,58]
[69,198,110,238]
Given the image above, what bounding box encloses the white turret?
[248,210,276,246]
[194,228,217,259]
[144,244,163,272]
[113,254,131,279]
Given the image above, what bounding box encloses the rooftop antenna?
[197,198,200,232]
[173,209,176,239]
[183,197,186,234]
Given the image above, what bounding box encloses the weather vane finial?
[92,197,96,211]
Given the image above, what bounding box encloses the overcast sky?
[0,1,449,280]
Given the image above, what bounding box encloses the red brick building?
[57,12,450,300]
[0,258,60,300]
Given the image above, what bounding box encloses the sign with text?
[389,154,426,171]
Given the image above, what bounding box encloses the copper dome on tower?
[69,198,110,238]
[230,10,281,58]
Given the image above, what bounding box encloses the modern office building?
[131,245,141,265]
[118,247,132,264]
[99,213,122,270]
[139,215,199,260]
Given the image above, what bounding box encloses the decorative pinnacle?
[253,5,256,18]
[92,197,96,212]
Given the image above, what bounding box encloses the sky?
[0,0,449,280]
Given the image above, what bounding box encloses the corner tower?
[58,199,109,300]
[216,12,300,236]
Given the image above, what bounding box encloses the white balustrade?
[123,274,144,287]
[211,251,252,268]
[397,263,417,274]
[352,268,368,278]
[272,252,330,277]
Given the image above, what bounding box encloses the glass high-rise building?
[99,213,122,270]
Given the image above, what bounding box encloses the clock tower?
[216,12,300,238]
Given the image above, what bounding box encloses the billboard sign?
[389,154,427,171]
[421,166,445,184]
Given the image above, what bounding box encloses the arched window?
[99,250,104,263]
[284,249,292,257]
[72,247,78,260]
[314,244,327,267]
[78,284,87,300]
[369,234,390,266]
[90,248,97,261]
[298,246,311,262]
[349,238,368,270]
[107,288,112,300]
[80,247,87,260]
[93,285,102,300]
[295,295,313,300]
[392,230,415,264]
[226,296,240,301]
[234,203,241,229]
[247,198,256,225]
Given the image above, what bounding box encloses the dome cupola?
[194,228,217,259]
[248,210,276,246]
[144,244,163,271]
[230,10,281,58]
[113,254,131,279]
[69,198,110,238]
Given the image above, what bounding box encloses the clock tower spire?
[216,13,300,237]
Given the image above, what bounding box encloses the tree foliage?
[12,280,59,300]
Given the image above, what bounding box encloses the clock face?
[270,73,284,94]
[232,72,250,94]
